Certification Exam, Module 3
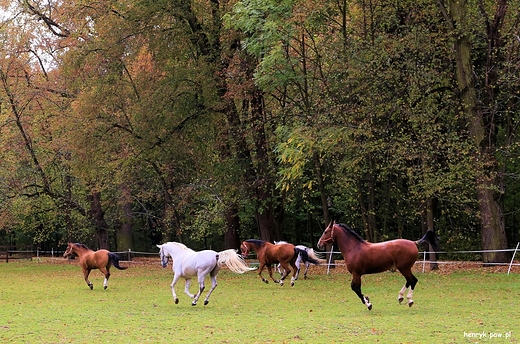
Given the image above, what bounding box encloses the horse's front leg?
[266,264,280,284]
[183,278,196,300]
[83,268,93,290]
[351,274,372,310]
[170,275,181,304]
[257,263,269,284]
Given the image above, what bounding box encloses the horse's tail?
[295,248,321,265]
[108,252,128,270]
[217,249,256,274]
[305,248,326,264]
[415,230,438,252]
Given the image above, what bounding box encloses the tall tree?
[438,0,510,262]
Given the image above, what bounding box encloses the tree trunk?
[442,0,509,263]
[89,190,109,250]
[424,198,439,270]
[117,184,133,252]
[224,203,241,249]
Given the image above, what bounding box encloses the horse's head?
[317,221,335,250]
[156,244,170,268]
[240,241,250,258]
[63,243,74,258]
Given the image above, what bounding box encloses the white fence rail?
[4,244,520,275]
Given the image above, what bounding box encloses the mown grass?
[0,259,518,343]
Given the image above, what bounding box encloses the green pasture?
[0,260,518,343]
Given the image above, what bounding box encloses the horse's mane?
[337,223,366,243]
[74,243,90,250]
[166,242,191,250]
[245,239,266,247]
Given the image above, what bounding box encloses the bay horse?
[157,242,256,306]
[275,241,324,279]
[63,243,127,290]
[317,222,436,310]
[241,239,319,286]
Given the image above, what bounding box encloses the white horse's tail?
[217,249,257,274]
[306,249,326,264]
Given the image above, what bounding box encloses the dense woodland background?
[1,0,520,262]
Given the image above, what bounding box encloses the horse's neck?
[336,230,365,256]
[166,245,192,258]
[73,246,91,257]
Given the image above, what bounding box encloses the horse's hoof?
[174,298,179,304]
[291,281,295,286]
[398,297,404,304]
[104,286,107,290]
[408,300,414,307]
[89,284,93,290]
[191,302,197,306]
[367,303,373,310]
[204,300,209,306]
[263,279,268,284]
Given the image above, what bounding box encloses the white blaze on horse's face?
[63,243,73,258]
[240,243,249,257]
[317,225,334,250]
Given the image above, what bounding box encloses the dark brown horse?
[63,243,127,290]
[317,222,436,310]
[241,240,316,286]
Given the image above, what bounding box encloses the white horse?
[274,241,324,279]
[157,242,255,306]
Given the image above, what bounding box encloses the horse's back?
[176,250,218,277]
[269,243,295,263]
[352,239,418,274]
[83,249,110,269]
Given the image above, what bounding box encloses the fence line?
[3,245,520,274]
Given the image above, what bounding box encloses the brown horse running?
[63,243,127,290]
[241,239,319,286]
[317,222,436,310]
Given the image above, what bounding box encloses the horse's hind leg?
[191,275,206,306]
[287,261,299,286]
[202,274,218,306]
[83,268,93,290]
[398,270,418,307]
[303,262,309,279]
[99,267,111,290]
[351,274,372,310]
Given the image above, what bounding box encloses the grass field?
[0,259,518,343]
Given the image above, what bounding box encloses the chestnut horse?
[63,243,127,290]
[241,239,318,286]
[317,222,436,310]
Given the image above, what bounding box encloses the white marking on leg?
[103,278,108,288]
[363,296,372,310]
[398,285,406,303]
[407,288,414,307]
